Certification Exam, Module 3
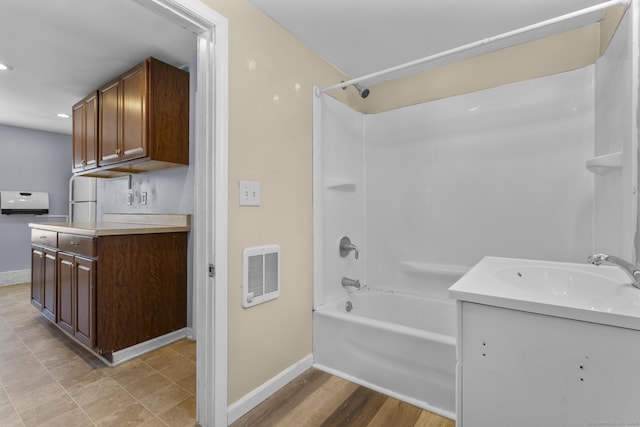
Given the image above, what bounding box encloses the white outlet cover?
[239,180,260,206]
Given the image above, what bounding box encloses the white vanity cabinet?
[457,301,640,427]
[449,256,640,427]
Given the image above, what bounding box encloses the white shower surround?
[365,67,595,298]
[315,66,596,305]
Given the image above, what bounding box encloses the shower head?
[353,83,370,99]
[341,81,370,99]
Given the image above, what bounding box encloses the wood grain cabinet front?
[30,227,187,362]
[90,57,188,177]
[72,92,99,173]
[57,250,96,349]
[30,229,58,321]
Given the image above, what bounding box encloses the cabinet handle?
[82,159,87,166]
[40,235,47,239]
[69,241,79,246]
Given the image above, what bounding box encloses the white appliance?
[69,176,97,222]
[0,191,49,215]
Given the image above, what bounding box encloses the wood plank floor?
[231,368,455,427]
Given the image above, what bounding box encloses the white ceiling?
[247,0,606,83]
[0,0,196,135]
[1,0,611,136]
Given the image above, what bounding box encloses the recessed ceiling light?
[56,113,70,119]
[0,62,14,71]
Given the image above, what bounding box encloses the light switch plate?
[239,181,260,206]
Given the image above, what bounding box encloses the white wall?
[313,92,365,308]
[365,68,595,298]
[593,9,636,261]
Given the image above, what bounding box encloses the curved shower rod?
[317,0,631,96]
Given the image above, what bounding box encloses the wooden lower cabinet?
[74,256,96,349]
[31,228,186,362]
[57,252,75,335]
[57,252,96,348]
[96,232,187,358]
[30,245,45,311]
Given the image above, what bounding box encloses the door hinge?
[208,264,216,278]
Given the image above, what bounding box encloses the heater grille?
[242,245,280,308]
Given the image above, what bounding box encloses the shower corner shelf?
[400,261,470,278]
[585,151,623,175]
[324,177,356,191]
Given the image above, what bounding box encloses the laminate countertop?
[29,213,191,237]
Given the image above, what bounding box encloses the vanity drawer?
[58,233,96,257]
[31,229,57,248]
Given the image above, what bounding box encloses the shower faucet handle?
[339,236,359,260]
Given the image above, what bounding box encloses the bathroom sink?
[449,256,640,330]
[494,265,627,309]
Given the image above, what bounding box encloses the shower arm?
[317,0,630,96]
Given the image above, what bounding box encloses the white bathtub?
[313,289,456,419]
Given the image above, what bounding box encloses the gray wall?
[0,124,71,272]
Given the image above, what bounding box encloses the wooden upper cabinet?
[99,79,122,166]
[92,57,189,176]
[72,92,98,173]
[121,62,148,162]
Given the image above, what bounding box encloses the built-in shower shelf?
[401,261,469,279]
[324,177,356,191]
[585,151,622,175]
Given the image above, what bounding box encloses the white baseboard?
[0,269,30,287]
[227,354,314,425]
[110,328,188,366]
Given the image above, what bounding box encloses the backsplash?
[96,165,193,218]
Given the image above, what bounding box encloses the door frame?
[136,0,229,425]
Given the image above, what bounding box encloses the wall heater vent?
[242,245,280,308]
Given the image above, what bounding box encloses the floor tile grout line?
[0,381,27,427]
[134,354,195,423]
[9,304,100,426]
[2,284,195,427]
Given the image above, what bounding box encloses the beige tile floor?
[0,283,197,427]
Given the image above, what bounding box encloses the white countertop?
[449,256,640,331]
[29,213,190,237]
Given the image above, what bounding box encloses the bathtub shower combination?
[312,0,637,424]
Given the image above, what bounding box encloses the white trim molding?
[227,355,314,425]
[111,328,188,366]
[0,269,30,287]
[135,1,229,426]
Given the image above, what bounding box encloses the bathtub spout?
[342,277,361,289]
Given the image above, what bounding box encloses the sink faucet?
[588,253,640,290]
[341,277,361,289]
[339,236,359,260]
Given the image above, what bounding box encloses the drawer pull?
[69,241,79,246]
[40,235,47,239]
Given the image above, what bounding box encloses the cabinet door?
[72,93,99,172]
[99,78,121,166]
[30,245,44,310]
[72,100,86,172]
[57,252,75,335]
[75,256,95,349]
[84,92,99,169]
[121,62,148,161]
[42,248,57,322]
